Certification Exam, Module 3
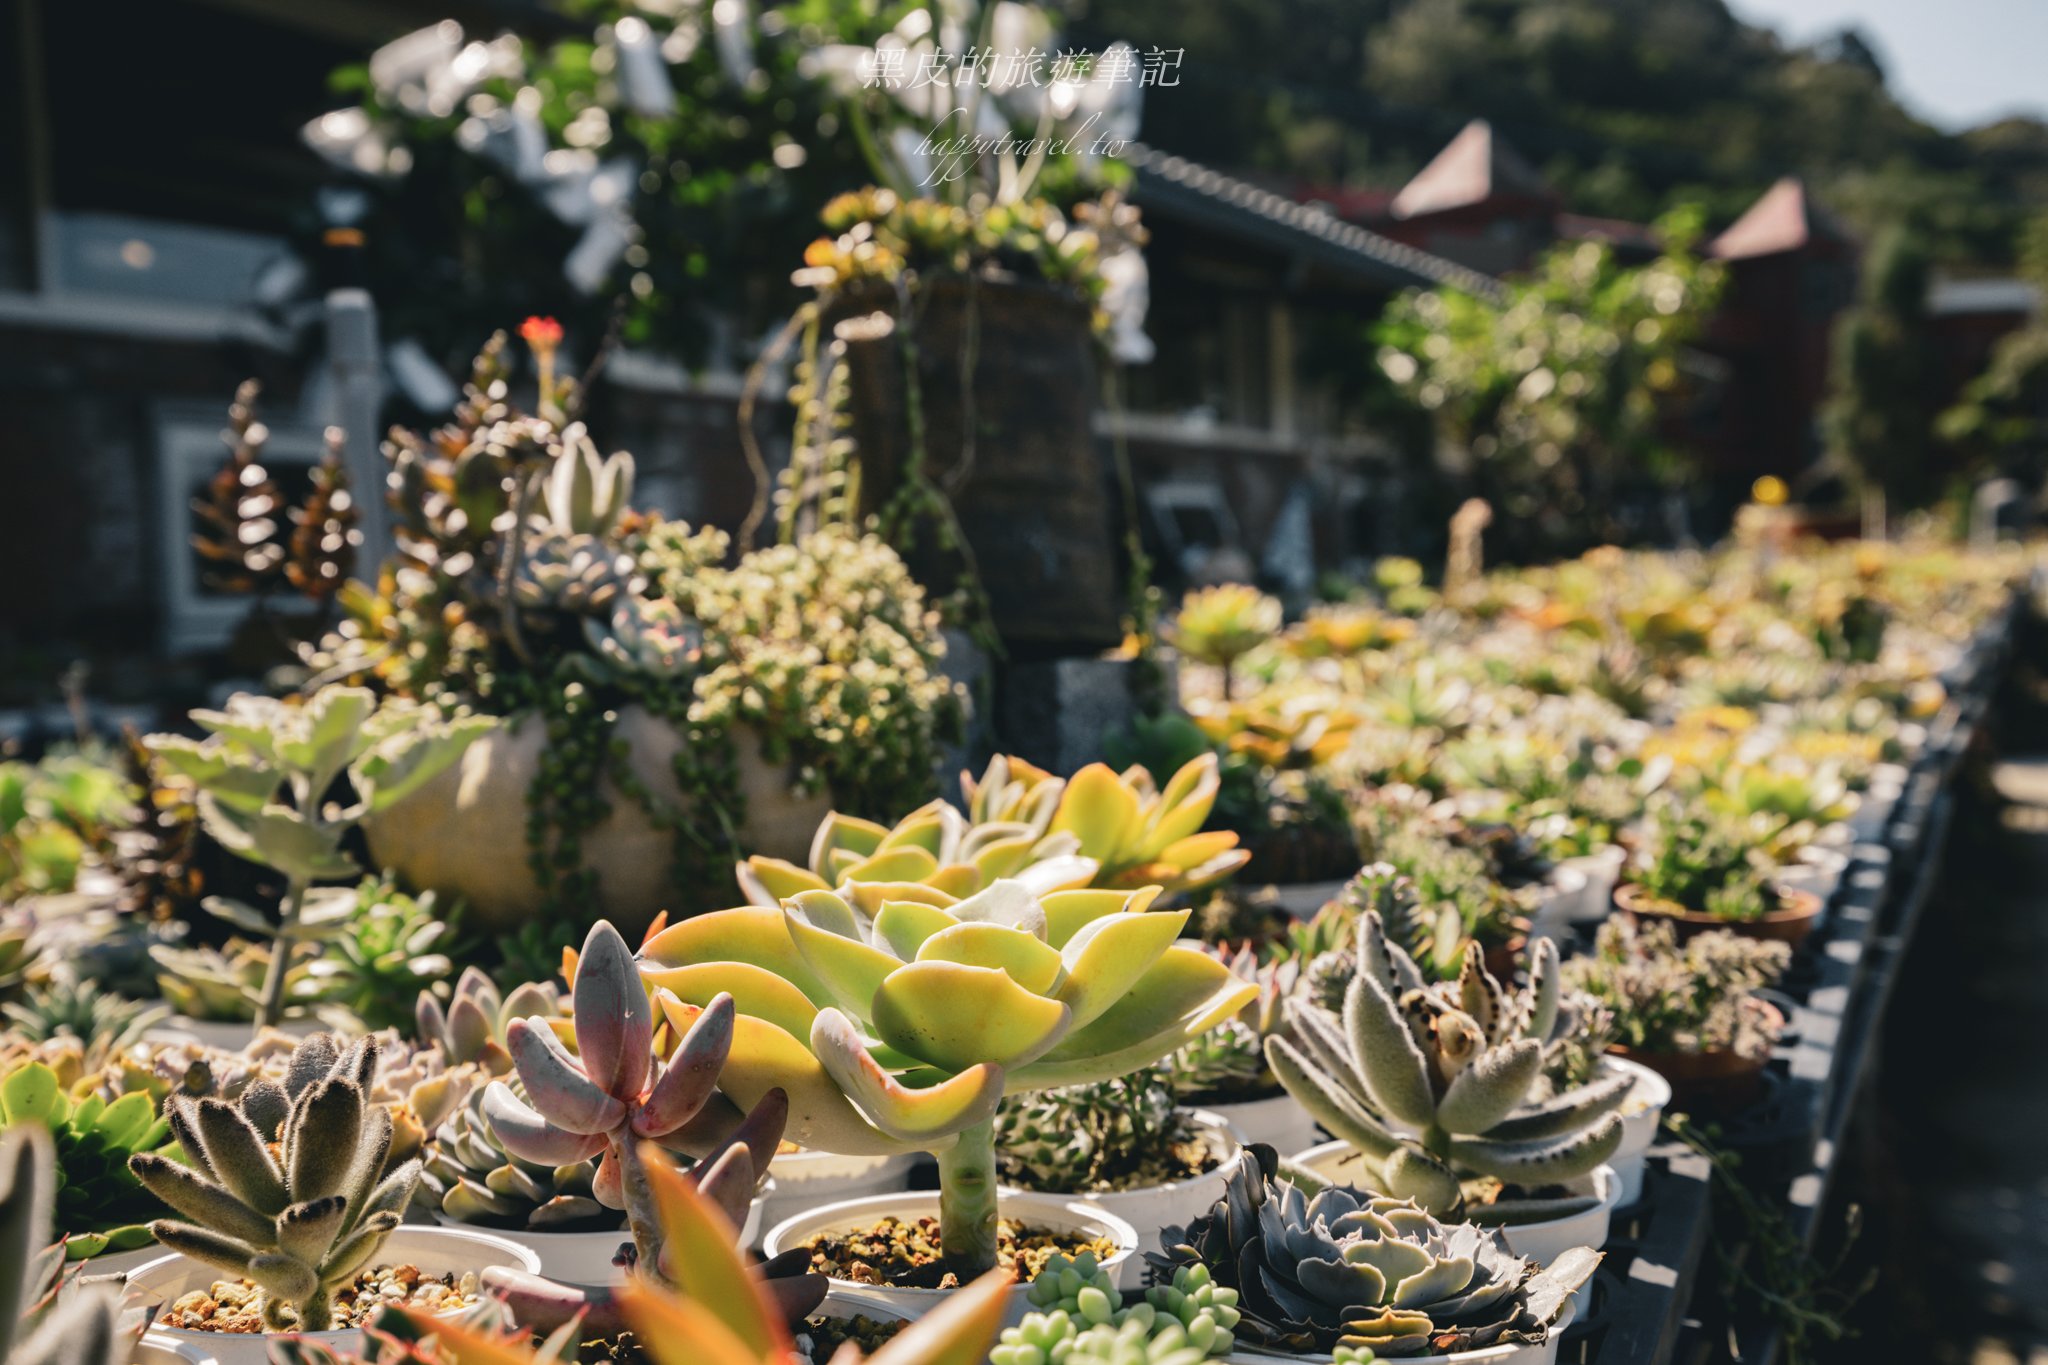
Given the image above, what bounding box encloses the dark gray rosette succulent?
[1148,1145,1599,1357]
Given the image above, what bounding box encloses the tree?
[1821,224,1936,516]
[1372,205,1724,556]
[1937,212,2048,485]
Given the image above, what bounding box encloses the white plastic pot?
[1603,1057,1672,1208]
[1558,847,1626,925]
[1290,1142,1618,1268]
[1001,1111,1238,1286]
[1222,1299,1575,1365]
[760,1150,917,1238]
[1528,865,1589,944]
[1208,1091,1320,1158]
[1257,881,1351,920]
[429,1212,628,1285]
[763,1190,1138,1324]
[126,1225,540,1365]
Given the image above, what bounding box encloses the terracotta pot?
[1609,1002,1784,1116]
[1613,883,1822,948]
[364,708,831,935]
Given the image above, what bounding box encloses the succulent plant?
[1563,916,1788,1059]
[539,430,635,539]
[512,532,634,617]
[144,688,491,1026]
[584,595,700,680]
[303,878,462,1033]
[480,921,780,1275]
[128,1033,422,1331]
[1170,945,1297,1103]
[996,1067,1198,1195]
[1267,911,1628,1221]
[641,877,1258,1274]
[1172,585,1283,699]
[284,435,361,601]
[149,939,318,1024]
[415,967,559,1076]
[740,754,1248,911]
[422,1086,614,1234]
[997,1255,1242,1365]
[1149,1146,1598,1356]
[0,1125,147,1365]
[0,1060,173,1259]
[190,380,289,595]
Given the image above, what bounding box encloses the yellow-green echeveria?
[735,753,1248,910]
[639,878,1259,1157]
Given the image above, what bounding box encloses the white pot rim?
[1292,1141,1621,1233]
[762,1189,1139,1301]
[130,1226,540,1344]
[999,1109,1241,1203]
[1601,1054,1674,1116]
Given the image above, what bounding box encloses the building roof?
[1706,177,1848,261]
[1390,120,1553,220]
[1120,143,1504,300]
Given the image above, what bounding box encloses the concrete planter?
[364,709,830,935]
[763,1190,1137,1324]
[127,1226,539,1365]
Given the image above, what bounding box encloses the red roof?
[1391,120,1553,219]
[1707,177,1848,260]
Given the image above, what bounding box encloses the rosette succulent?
[738,754,1247,908]
[415,967,560,1076]
[1268,911,1628,1220]
[640,877,1258,1273]
[0,1060,174,1259]
[585,596,699,680]
[1150,1147,1598,1356]
[422,1086,614,1234]
[512,532,633,616]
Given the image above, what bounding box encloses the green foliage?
[1822,224,1938,509]
[0,1062,173,1259]
[0,748,134,901]
[1374,208,1724,553]
[996,1067,1199,1194]
[0,1125,146,1365]
[310,879,465,1034]
[999,1259,1243,1364]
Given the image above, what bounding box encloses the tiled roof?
[1391,120,1552,219]
[1120,142,1505,299]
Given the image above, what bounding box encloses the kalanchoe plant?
[1149,1146,1598,1357]
[128,1033,421,1332]
[1268,911,1628,1221]
[144,689,491,1026]
[0,1060,173,1259]
[479,920,782,1276]
[741,753,1247,908]
[1,1125,148,1365]
[640,877,1258,1275]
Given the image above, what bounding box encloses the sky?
[1729,0,2048,130]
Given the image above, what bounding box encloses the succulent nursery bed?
[1,375,2036,1365]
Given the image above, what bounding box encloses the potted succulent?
[1169,944,1320,1156]
[123,1033,539,1365]
[1613,797,1822,946]
[994,1066,1242,1286]
[298,334,959,932]
[0,1059,174,1267]
[1563,916,1790,1116]
[1149,1147,1598,1363]
[997,1253,1246,1363]
[640,876,1257,1314]
[1271,913,1627,1267]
